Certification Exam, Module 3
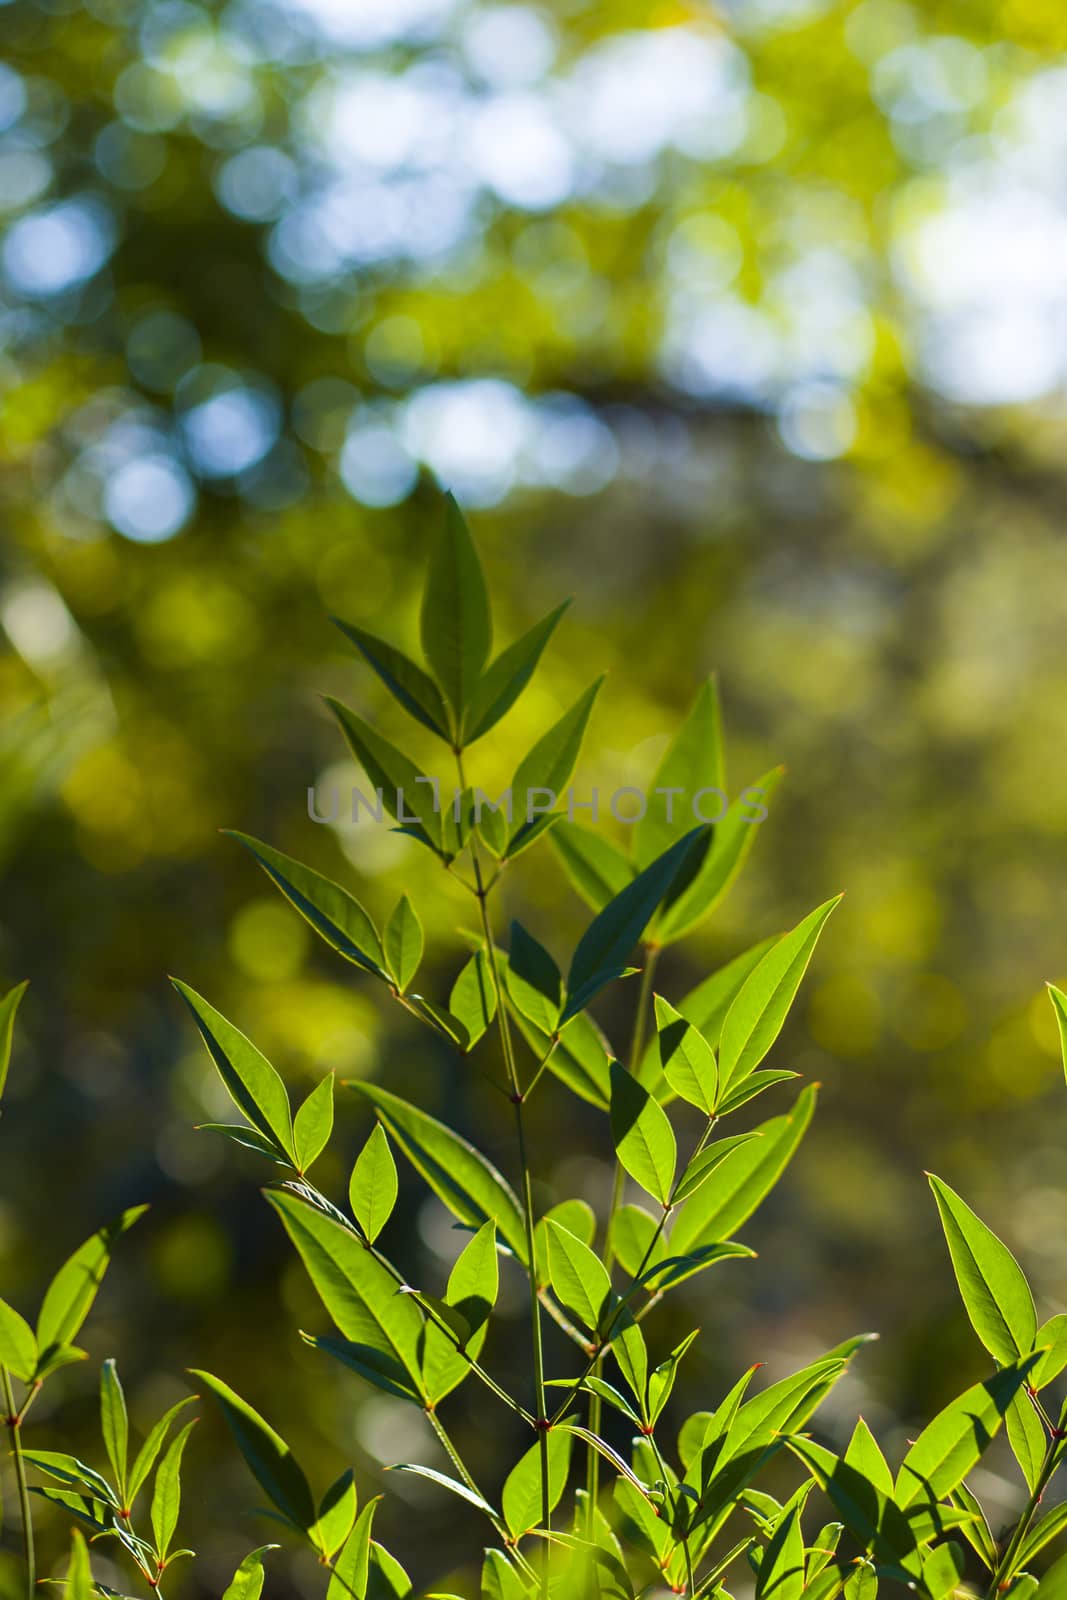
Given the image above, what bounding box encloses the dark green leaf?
[421,493,492,733]
[189,1369,317,1532]
[23,1450,118,1505]
[173,981,294,1163]
[331,619,449,739]
[609,1062,676,1208]
[350,1083,527,1263]
[563,828,709,1021]
[633,679,724,869]
[550,823,634,913]
[326,700,442,851]
[928,1175,1037,1366]
[294,1075,334,1173]
[224,833,386,978]
[349,1124,399,1244]
[508,678,604,852]
[466,601,570,744]
[197,1124,292,1164]
[506,923,562,1034]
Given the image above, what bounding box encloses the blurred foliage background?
[3,0,1067,1591]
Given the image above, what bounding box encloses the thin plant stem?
[424,1408,538,1583]
[2,1363,35,1600]
[456,748,552,1597]
[987,1431,1064,1597]
[587,944,660,1531]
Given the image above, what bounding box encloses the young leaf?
[927,1175,1037,1365]
[100,1359,129,1502]
[294,1074,334,1173]
[609,1061,676,1209]
[331,619,450,740]
[843,1417,893,1497]
[670,1087,817,1255]
[150,1418,196,1560]
[550,823,634,913]
[465,600,570,744]
[717,896,842,1098]
[1049,983,1067,1085]
[220,1545,279,1600]
[225,833,386,978]
[648,1330,700,1424]
[264,1186,426,1404]
[546,1220,612,1334]
[0,979,28,1105]
[508,678,604,852]
[349,1083,527,1263]
[449,948,497,1050]
[501,1425,573,1540]
[326,699,442,851]
[189,1369,317,1532]
[633,678,724,870]
[654,996,717,1115]
[172,981,295,1164]
[37,1206,148,1362]
[314,1469,358,1560]
[63,1530,94,1600]
[327,1498,379,1600]
[0,1295,38,1381]
[421,493,492,733]
[1031,1313,1067,1388]
[128,1397,197,1506]
[1006,1390,1046,1492]
[350,1123,399,1243]
[384,895,423,994]
[563,828,709,1021]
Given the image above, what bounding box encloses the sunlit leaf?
[501,1426,573,1540]
[654,995,717,1115]
[37,1206,148,1365]
[150,1418,196,1560]
[294,1074,334,1173]
[173,981,294,1164]
[448,948,497,1050]
[550,823,634,913]
[349,1124,399,1244]
[546,1220,612,1334]
[100,1359,129,1503]
[314,1470,358,1561]
[387,1464,496,1518]
[0,1294,37,1382]
[609,1061,676,1208]
[220,1545,279,1600]
[128,1397,197,1507]
[0,979,28,1105]
[384,895,423,994]
[928,1175,1037,1366]
[327,1498,379,1600]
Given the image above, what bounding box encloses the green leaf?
[172,981,294,1163]
[327,1498,379,1600]
[506,923,562,1033]
[895,1360,1038,1506]
[563,828,709,1021]
[466,600,570,743]
[0,1295,38,1381]
[350,1083,527,1263]
[611,1317,649,1413]
[421,493,492,733]
[368,1539,412,1598]
[405,994,470,1050]
[753,1497,806,1600]
[294,1074,335,1173]
[150,1418,196,1560]
[608,1204,666,1280]
[197,1124,291,1164]
[23,1450,119,1505]
[843,1418,893,1497]
[717,897,842,1100]
[546,1220,612,1334]
[481,1548,528,1600]
[37,1206,148,1362]
[1031,1314,1067,1388]
[100,1360,129,1501]
[678,939,780,1046]
[189,1369,317,1532]
[648,1330,699,1424]
[922,1540,964,1600]
[0,979,28,1104]
[421,1219,500,1404]
[314,1470,358,1560]
[928,1175,1037,1365]
[449,948,498,1050]
[350,1124,399,1243]
[512,1008,611,1109]
[387,1464,497,1519]
[550,823,634,913]
[501,1426,573,1540]
[1016,1499,1067,1570]
[508,678,604,852]
[672,1134,761,1205]
[225,833,386,978]
[534,1199,596,1287]
[326,699,442,851]
[1049,984,1067,1085]
[654,996,717,1115]
[264,1186,426,1404]
[633,679,724,869]
[1006,1390,1046,1493]
[128,1397,197,1506]
[220,1545,279,1600]
[670,1087,817,1256]
[64,1530,94,1600]
[655,768,784,945]
[331,619,450,739]
[384,896,423,993]
[609,1061,676,1208]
